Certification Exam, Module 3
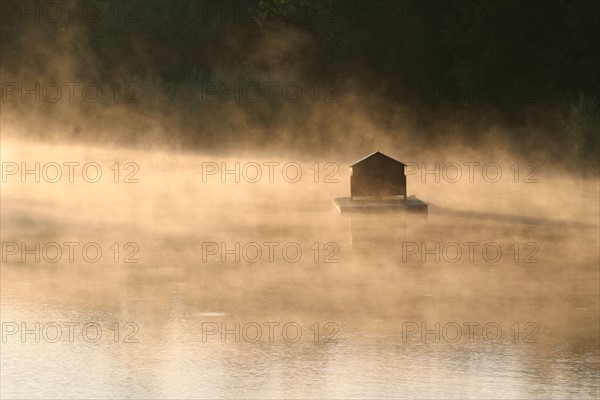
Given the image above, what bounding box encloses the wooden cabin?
[350,151,407,200]
[334,151,427,214]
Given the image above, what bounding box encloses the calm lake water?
[1,142,599,399]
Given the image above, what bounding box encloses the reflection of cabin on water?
[350,151,407,200]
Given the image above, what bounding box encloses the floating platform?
[334,195,428,214]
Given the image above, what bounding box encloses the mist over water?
[1,0,599,398]
[1,138,598,399]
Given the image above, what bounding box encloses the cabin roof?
[350,151,407,167]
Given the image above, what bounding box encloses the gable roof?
[350,151,407,167]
